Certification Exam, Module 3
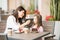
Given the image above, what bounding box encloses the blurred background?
[0,0,60,40]
[0,0,51,21]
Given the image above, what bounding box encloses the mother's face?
[18,10,24,18]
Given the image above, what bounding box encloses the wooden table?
[8,32,50,40]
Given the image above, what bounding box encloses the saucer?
[14,30,20,34]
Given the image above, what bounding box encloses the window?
[0,0,8,11]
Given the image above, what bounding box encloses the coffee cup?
[8,28,12,36]
[23,28,29,34]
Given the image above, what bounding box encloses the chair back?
[42,21,55,34]
[0,33,8,40]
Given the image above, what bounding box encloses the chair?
[42,21,55,34]
[42,21,55,40]
[0,33,8,40]
[43,34,55,40]
[0,21,6,33]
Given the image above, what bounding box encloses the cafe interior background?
[0,0,60,40]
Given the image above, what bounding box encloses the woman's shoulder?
[8,15,15,19]
[8,15,14,18]
[7,15,15,21]
[7,15,16,23]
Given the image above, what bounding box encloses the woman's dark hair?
[12,6,26,24]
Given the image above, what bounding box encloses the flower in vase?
[46,16,54,21]
[34,10,40,14]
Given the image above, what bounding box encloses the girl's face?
[18,10,24,18]
[33,16,38,24]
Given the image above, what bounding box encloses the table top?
[8,32,50,40]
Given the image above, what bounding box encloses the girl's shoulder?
[39,26,43,28]
[40,26,43,27]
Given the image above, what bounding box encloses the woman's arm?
[19,20,31,28]
[4,16,19,34]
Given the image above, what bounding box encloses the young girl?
[30,14,43,33]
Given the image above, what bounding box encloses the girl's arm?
[38,26,44,32]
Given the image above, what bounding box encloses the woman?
[30,14,43,33]
[4,6,30,34]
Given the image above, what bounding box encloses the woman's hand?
[19,20,31,29]
[25,20,31,25]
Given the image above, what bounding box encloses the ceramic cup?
[23,28,29,34]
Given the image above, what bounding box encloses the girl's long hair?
[33,14,42,27]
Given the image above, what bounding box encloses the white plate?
[14,30,20,34]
